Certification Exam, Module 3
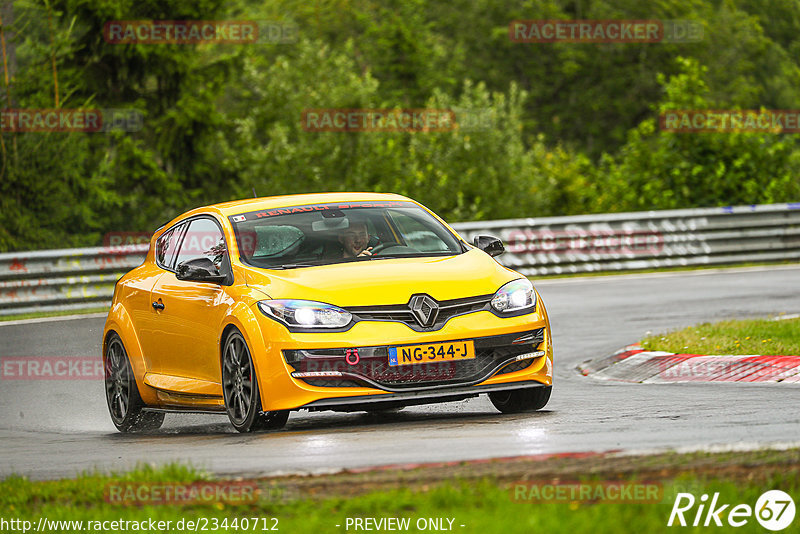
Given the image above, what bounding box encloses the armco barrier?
[0,245,149,315]
[1,203,798,315]
[454,202,800,276]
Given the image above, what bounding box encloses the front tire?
[222,330,288,433]
[104,333,164,432]
[489,386,551,414]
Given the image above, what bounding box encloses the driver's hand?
[358,247,373,257]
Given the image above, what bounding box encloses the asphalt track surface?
[1,265,799,480]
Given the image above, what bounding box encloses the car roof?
[155,192,420,236]
[209,192,413,217]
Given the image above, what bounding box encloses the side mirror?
[175,258,228,284]
[473,235,505,257]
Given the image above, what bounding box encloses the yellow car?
[103,193,553,432]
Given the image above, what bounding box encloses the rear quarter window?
[156,226,182,269]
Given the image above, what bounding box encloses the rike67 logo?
[668,490,795,530]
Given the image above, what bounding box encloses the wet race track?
[1,266,799,480]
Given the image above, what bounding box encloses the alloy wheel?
[105,337,131,424]
[223,333,255,426]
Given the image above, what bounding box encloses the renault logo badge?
[408,294,439,327]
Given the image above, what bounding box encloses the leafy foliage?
[2,0,800,250]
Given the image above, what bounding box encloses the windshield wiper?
[270,263,321,269]
[270,253,456,268]
[367,252,454,259]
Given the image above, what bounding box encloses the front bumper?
[302,380,550,412]
[250,305,553,412]
[284,328,546,392]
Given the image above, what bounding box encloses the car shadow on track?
[103,406,557,439]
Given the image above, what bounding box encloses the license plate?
[388,340,475,367]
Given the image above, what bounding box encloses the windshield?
[229,201,464,269]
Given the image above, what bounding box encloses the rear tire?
[489,386,551,414]
[222,329,288,433]
[104,333,165,432]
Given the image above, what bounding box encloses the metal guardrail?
[454,202,800,277]
[0,245,149,315]
[1,202,798,315]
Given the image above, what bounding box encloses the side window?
[156,225,183,269]
[390,212,448,252]
[175,218,229,273]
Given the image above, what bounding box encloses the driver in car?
[339,221,373,258]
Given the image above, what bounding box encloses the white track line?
[613,440,800,458]
[0,312,107,327]
[535,263,800,285]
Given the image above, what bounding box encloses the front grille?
[346,294,492,331]
[496,359,534,375]
[302,378,363,388]
[285,328,545,391]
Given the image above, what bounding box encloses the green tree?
[596,57,800,212]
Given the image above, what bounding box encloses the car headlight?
[491,279,536,314]
[258,300,352,329]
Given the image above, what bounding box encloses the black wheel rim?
[223,334,254,425]
[105,339,130,423]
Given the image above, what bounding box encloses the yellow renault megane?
[103,193,553,432]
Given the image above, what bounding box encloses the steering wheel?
[367,242,397,255]
[368,243,421,256]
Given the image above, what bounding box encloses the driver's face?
[340,223,368,257]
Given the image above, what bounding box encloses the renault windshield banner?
[228,201,414,223]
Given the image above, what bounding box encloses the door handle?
[152,301,165,311]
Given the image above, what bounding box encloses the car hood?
[243,249,520,307]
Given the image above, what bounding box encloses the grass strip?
[1,449,798,533]
[641,317,800,355]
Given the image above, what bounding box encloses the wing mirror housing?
[175,258,228,284]
[473,235,505,257]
